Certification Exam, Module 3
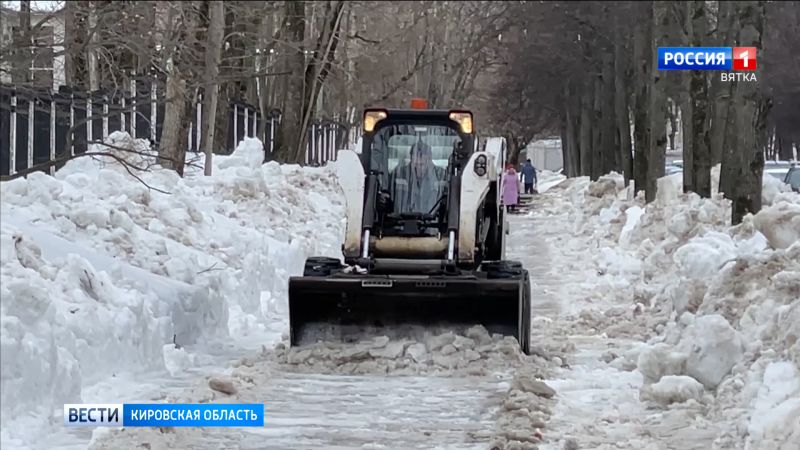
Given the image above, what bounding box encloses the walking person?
[501,163,520,213]
[520,159,538,194]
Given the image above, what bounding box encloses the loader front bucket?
[288,274,531,354]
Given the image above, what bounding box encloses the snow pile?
[0,132,345,446]
[640,375,707,406]
[752,201,800,249]
[272,326,542,376]
[550,168,800,448]
[535,170,567,194]
[491,369,556,449]
[761,170,796,206]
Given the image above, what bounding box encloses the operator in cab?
[388,140,447,215]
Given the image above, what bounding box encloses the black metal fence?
[0,81,353,178]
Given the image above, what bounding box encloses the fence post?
[86,94,92,144]
[261,112,266,147]
[196,93,202,152]
[50,92,56,175]
[316,123,322,165]
[188,120,193,152]
[319,124,324,164]
[309,123,315,165]
[102,93,109,140]
[319,124,324,165]
[233,103,239,150]
[243,106,249,139]
[9,89,16,176]
[323,124,329,164]
[330,125,335,162]
[329,126,335,162]
[269,117,275,153]
[69,91,74,157]
[120,92,126,132]
[130,78,136,139]
[150,78,157,142]
[27,97,34,170]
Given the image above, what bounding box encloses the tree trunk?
[88,4,100,91]
[158,2,199,176]
[591,77,603,180]
[690,0,711,197]
[159,58,188,175]
[560,119,571,177]
[276,0,307,162]
[721,1,769,225]
[632,2,652,196]
[506,133,522,165]
[11,0,32,83]
[647,1,669,203]
[614,20,633,186]
[64,1,77,86]
[201,0,225,176]
[601,51,617,176]
[708,1,735,166]
[294,0,346,163]
[681,1,695,194]
[564,82,581,178]
[682,102,694,192]
[579,80,593,177]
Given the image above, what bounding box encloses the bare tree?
[646,1,669,203]
[200,0,225,176]
[614,8,633,186]
[632,1,652,195]
[10,0,33,83]
[720,1,770,224]
[158,2,201,175]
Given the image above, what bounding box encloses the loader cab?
[359,107,475,242]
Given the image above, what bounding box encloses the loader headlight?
[363,110,387,132]
[474,154,487,177]
[449,111,473,134]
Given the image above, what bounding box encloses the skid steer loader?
[288,101,531,354]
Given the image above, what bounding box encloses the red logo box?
[733,47,757,71]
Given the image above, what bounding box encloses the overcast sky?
[1,1,63,12]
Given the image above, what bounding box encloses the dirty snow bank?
[0,132,345,447]
[273,326,546,376]
[560,168,800,448]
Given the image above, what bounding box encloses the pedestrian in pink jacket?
[501,163,520,212]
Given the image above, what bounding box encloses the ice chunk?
[747,362,800,448]
[426,332,456,351]
[405,343,428,363]
[619,206,645,247]
[677,314,744,389]
[163,344,195,377]
[641,375,705,406]
[673,232,737,279]
[636,343,687,384]
[368,341,405,359]
[752,202,800,250]
[466,325,492,345]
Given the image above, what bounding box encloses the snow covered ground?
[1,133,345,448]
[524,170,799,449]
[2,133,798,449]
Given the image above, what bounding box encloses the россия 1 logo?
[658,47,757,82]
